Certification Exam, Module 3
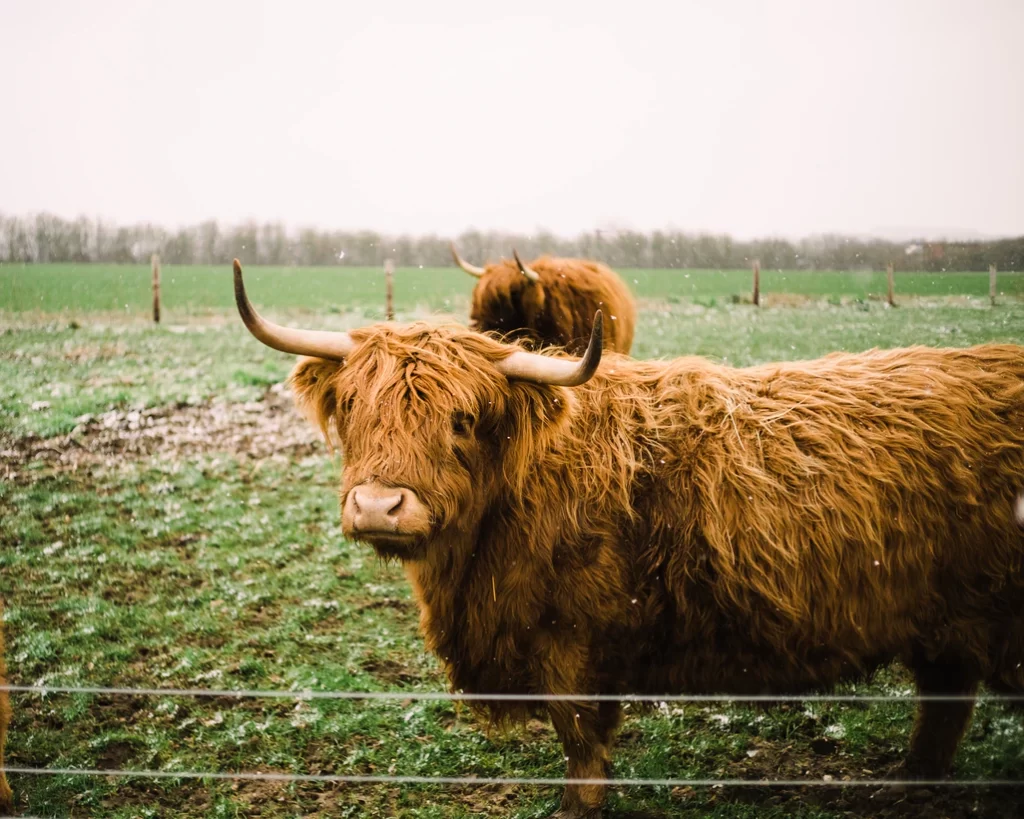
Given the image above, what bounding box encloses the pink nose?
[348,485,409,533]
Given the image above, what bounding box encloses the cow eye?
[451,411,474,437]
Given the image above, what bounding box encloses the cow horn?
[450,242,485,278]
[233,259,354,361]
[512,248,541,283]
[497,311,603,386]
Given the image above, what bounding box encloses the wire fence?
[5,683,1024,792]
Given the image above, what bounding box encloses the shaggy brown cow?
[234,260,1024,818]
[0,602,12,812]
[451,243,635,356]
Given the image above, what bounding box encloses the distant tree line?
[1,212,1021,272]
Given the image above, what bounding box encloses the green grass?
[10,455,1024,818]
[2,263,1023,315]
[0,264,472,315]
[3,300,1022,440]
[2,271,1024,817]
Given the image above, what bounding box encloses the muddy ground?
[1,383,323,479]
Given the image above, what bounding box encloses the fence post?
[384,259,394,321]
[990,264,997,307]
[151,254,161,323]
[752,259,760,307]
[886,262,895,307]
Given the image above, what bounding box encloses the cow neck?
[403,494,556,689]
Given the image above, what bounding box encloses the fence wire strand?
[2,684,1020,703]
[4,767,1024,788]
[6,684,1024,792]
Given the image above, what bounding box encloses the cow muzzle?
[342,482,432,554]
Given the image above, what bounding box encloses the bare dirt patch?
[670,740,1024,819]
[360,655,422,686]
[0,383,324,475]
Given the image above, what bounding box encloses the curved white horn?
[450,242,485,278]
[496,311,603,386]
[234,259,354,361]
[512,248,541,283]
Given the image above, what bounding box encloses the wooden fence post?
[886,262,895,307]
[990,264,997,307]
[752,259,760,307]
[151,254,161,323]
[384,259,395,321]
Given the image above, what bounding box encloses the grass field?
[2,263,1023,315]
[2,264,1024,818]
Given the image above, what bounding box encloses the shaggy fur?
[288,325,1024,818]
[0,602,12,812]
[467,255,636,356]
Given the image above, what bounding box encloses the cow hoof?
[883,758,951,799]
[889,758,950,782]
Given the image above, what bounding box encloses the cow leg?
[548,700,620,819]
[903,657,979,778]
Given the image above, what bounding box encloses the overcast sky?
[2,0,1021,240]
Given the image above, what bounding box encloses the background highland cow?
[452,243,636,355]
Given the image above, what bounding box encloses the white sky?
[2,0,1022,240]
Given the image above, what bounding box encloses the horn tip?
[513,249,540,282]
[233,258,242,275]
[590,309,604,351]
[512,248,525,274]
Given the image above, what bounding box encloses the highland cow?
[451,243,635,356]
[234,260,1024,818]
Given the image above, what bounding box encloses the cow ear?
[500,383,573,493]
[288,356,344,445]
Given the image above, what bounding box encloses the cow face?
[468,267,545,342]
[232,259,601,562]
[452,244,547,345]
[289,325,572,559]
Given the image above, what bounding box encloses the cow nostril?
[349,486,415,530]
[387,492,405,517]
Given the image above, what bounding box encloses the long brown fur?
[0,601,12,812]
[288,325,1024,817]
[468,255,636,356]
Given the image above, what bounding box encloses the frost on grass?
[1,382,323,473]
